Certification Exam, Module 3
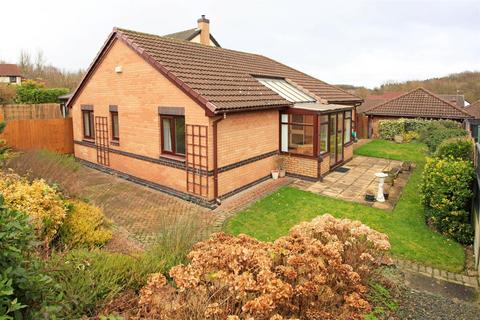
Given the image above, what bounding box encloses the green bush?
[59,200,112,249]
[417,120,466,152]
[421,157,475,244]
[14,80,68,104]
[0,196,61,319]
[435,137,474,161]
[424,207,474,245]
[404,118,432,132]
[379,119,405,140]
[422,128,468,153]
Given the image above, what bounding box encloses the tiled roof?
[111,28,361,113]
[0,64,21,76]
[164,28,199,41]
[357,92,405,113]
[464,100,480,119]
[365,87,472,119]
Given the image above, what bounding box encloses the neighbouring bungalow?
[66,20,362,207]
[361,87,473,138]
[164,15,221,47]
[465,100,480,141]
[0,64,22,85]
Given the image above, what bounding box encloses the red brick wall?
[284,156,318,178]
[216,110,279,197]
[71,39,209,194]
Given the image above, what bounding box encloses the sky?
[1,0,479,88]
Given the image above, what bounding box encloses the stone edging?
[395,259,479,288]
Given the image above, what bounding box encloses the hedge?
[421,157,474,244]
[14,80,69,104]
[435,137,473,161]
[379,118,461,141]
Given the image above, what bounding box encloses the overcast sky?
[1,0,479,88]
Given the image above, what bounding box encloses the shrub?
[59,200,112,249]
[422,128,468,153]
[0,197,61,319]
[422,157,474,212]
[424,207,474,245]
[422,157,475,244]
[14,80,69,104]
[404,118,431,132]
[379,119,405,140]
[0,173,66,249]
[135,215,390,320]
[402,131,419,143]
[435,137,473,161]
[417,120,467,152]
[0,84,16,104]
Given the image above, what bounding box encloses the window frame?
[82,110,94,140]
[344,110,352,144]
[9,76,16,84]
[280,112,317,158]
[110,111,119,141]
[160,115,185,157]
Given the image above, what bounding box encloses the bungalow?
[0,64,22,85]
[362,87,473,138]
[67,26,362,207]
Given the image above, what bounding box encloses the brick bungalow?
[67,26,362,207]
[362,87,473,138]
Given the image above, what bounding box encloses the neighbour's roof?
[464,100,480,119]
[357,92,405,113]
[164,28,221,47]
[0,64,21,76]
[438,94,466,108]
[365,87,472,119]
[68,27,362,115]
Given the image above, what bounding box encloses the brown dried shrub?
[125,214,390,320]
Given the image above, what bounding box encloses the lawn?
[225,140,465,272]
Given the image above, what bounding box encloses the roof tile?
[365,87,472,119]
[116,28,361,112]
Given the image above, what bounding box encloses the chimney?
[197,15,210,45]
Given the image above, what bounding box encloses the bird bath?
[374,172,389,202]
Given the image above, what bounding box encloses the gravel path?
[396,288,480,320]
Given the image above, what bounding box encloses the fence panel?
[1,117,74,154]
[0,103,64,120]
[356,113,369,139]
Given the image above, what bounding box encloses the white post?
[375,172,388,202]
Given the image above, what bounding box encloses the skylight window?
[256,77,316,103]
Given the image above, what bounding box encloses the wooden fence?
[1,117,74,154]
[0,103,64,120]
[356,113,369,139]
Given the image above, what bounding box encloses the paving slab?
[294,155,412,210]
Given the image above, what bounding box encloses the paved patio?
[292,155,412,210]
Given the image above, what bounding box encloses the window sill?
[280,151,317,160]
[82,139,95,144]
[160,154,186,163]
[110,141,120,146]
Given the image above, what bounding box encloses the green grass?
[225,140,465,272]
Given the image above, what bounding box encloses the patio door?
[94,116,110,166]
[329,114,337,165]
[336,112,344,164]
[329,113,344,168]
